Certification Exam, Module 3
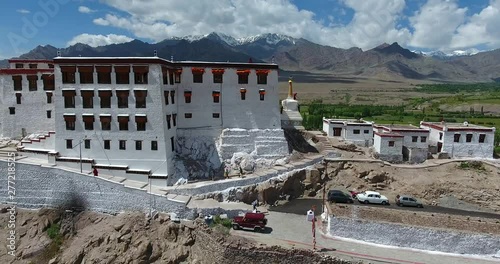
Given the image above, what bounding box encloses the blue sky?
[1,0,499,59]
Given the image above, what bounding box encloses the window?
[116,90,129,108]
[48,64,54,69]
[15,63,23,69]
[79,66,94,84]
[15,93,22,104]
[115,66,130,84]
[213,113,220,118]
[170,91,175,104]
[184,91,192,103]
[465,134,473,142]
[29,64,37,69]
[151,141,158,151]
[135,141,142,150]
[96,66,112,84]
[172,114,177,127]
[42,74,55,90]
[119,140,126,150]
[237,70,249,84]
[63,90,76,108]
[192,68,204,83]
[185,113,192,118]
[13,76,22,91]
[100,116,111,131]
[388,141,395,147]
[170,137,175,152]
[118,116,129,131]
[98,90,111,108]
[162,68,169,85]
[164,91,169,105]
[27,75,38,91]
[84,139,91,149]
[61,66,76,84]
[83,115,94,130]
[479,134,486,143]
[166,115,171,129]
[212,91,220,103]
[256,70,269,84]
[64,115,76,130]
[81,90,94,108]
[135,115,147,131]
[104,140,110,150]
[212,69,224,83]
[169,71,174,85]
[9,107,15,115]
[454,134,461,143]
[364,130,369,134]
[240,88,246,100]
[421,136,427,143]
[439,132,443,140]
[133,66,148,84]
[46,92,53,104]
[134,90,147,108]
[46,110,51,119]
[174,70,181,83]
[66,140,72,149]
[259,89,265,101]
[412,136,418,142]
[353,129,360,135]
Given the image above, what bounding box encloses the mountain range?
[2,32,499,83]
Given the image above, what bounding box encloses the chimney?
[154,50,158,57]
[56,50,61,57]
[170,55,174,62]
[288,78,293,99]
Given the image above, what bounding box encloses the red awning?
[191,68,205,74]
[82,115,95,122]
[135,115,147,123]
[63,115,76,122]
[81,90,94,97]
[62,90,76,96]
[60,66,76,72]
[96,66,112,72]
[78,66,94,72]
[114,66,130,73]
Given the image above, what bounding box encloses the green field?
[299,83,500,155]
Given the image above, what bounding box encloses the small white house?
[373,131,404,163]
[420,121,495,159]
[323,118,373,146]
[374,124,430,163]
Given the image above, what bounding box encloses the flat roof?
[323,118,373,126]
[374,131,404,138]
[374,124,429,133]
[421,122,494,132]
[53,57,279,69]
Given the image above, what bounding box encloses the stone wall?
[0,160,188,216]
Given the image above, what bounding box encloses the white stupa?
[280,79,304,130]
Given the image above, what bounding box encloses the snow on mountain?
[167,32,297,46]
[412,48,484,58]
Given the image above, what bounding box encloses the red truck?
[232,212,268,232]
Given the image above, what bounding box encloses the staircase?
[0,147,21,160]
[18,131,56,152]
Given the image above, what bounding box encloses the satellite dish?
[463,121,469,126]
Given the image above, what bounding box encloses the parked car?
[328,190,354,203]
[396,195,423,208]
[232,212,268,232]
[356,191,390,205]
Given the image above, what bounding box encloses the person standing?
[93,167,99,177]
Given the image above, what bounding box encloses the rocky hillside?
[2,32,500,82]
[0,208,353,264]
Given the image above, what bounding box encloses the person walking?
[252,199,258,212]
[239,165,243,178]
[93,167,99,177]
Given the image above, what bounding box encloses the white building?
[373,131,404,163]
[9,57,288,186]
[322,118,373,146]
[0,60,55,138]
[373,124,430,163]
[420,121,495,159]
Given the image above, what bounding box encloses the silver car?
[396,195,423,208]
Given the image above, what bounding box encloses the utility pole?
[312,205,317,250]
[72,138,85,173]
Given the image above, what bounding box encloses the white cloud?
[450,0,500,49]
[78,6,97,14]
[67,33,133,47]
[16,9,30,14]
[409,0,467,50]
[92,0,409,50]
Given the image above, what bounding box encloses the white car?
[356,191,390,205]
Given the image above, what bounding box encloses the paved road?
[270,198,500,220]
[232,211,500,264]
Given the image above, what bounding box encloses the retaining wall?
[0,160,188,216]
